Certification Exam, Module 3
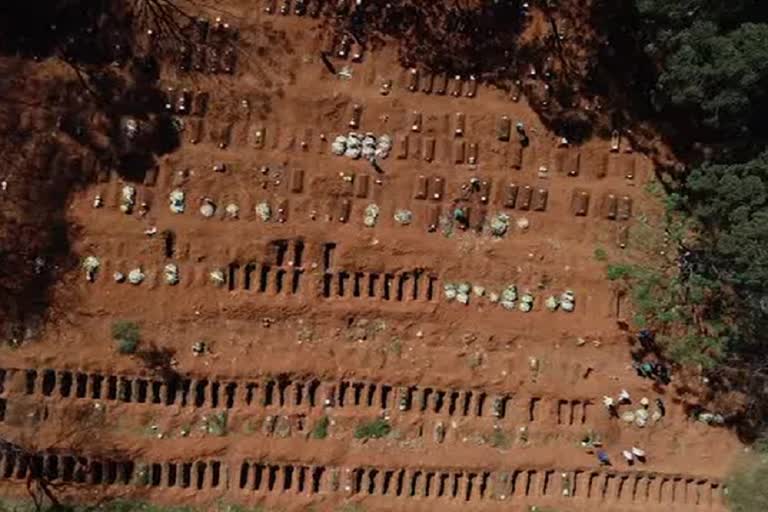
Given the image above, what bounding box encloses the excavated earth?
[0,1,745,511]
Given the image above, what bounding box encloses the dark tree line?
[601,0,768,443]
[0,0,197,340]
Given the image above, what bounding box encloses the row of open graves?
[1,366,661,431]
[0,448,725,508]
[5,367,595,426]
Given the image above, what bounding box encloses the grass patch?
[606,263,633,281]
[204,411,228,437]
[726,458,768,512]
[597,195,728,368]
[218,505,269,512]
[242,419,256,435]
[755,433,768,454]
[311,415,330,439]
[111,320,140,354]
[336,505,365,512]
[489,428,510,449]
[0,501,198,512]
[354,418,391,440]
[593,247,607,261]
[100,503,196,512]
[607,259,725,367]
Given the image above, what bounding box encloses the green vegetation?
[631,3,768,368]
[605,219,726,369]
[311,415,330,439]
[354,418,391,440]
[0,501,220,512]
[637,1,768,136]
[488,429,511,449]
[686,155,768,349]
[204,411,228,437]
[726,458,768,512]
[606,263,633,281]
[111,320,140,354]
[590,2,768,442]
[0,501,288,512]
[755,434,768,455]
[593,247,608,261]
[217,505,270,512]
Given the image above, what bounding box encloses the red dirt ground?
[0,2,745,511]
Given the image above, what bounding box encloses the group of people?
[597,446,646,466]
[589,329,674,466]
[583,430,649,467]
[633,360,671,384]
[633,329,671,384]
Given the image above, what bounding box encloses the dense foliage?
[633,0,768,354]
[627,0,768,449]
[637,1,768,139]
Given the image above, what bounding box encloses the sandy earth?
[0,1,744,511]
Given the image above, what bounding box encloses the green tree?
[687,153,768,290]
[684,153,768,362]
[655,22,768,133]
[636,0,759,29]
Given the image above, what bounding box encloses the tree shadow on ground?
[136,345,181,382]
[323,0,525,75]
[0,1,189,342]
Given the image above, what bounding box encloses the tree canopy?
[655,22,768,135]
[622,0,768,441]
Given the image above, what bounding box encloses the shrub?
[112,320,140,354]
[311,415,330,439]
[354,418,391,440]
[117,337,139,354]
[606,264,634,281]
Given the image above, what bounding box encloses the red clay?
[0,2,744,511]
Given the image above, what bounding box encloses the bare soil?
[0,2,743,511]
